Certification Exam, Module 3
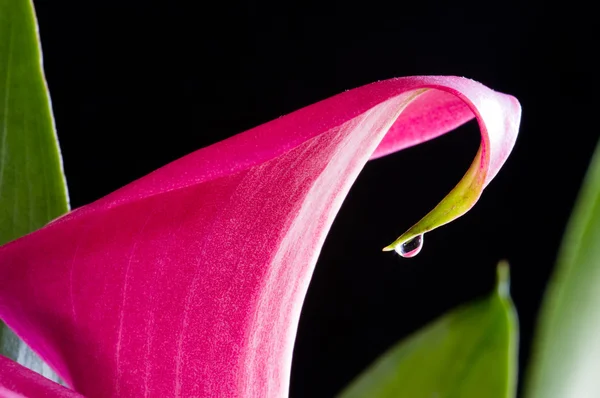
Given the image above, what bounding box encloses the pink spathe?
[0,76,520,397]
[0,355,81,397]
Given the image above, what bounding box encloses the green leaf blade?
[0,0,69,383]
[339,263,518,398]
[0,0,69,246]
[525,139,600,398]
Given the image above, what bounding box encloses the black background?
[32,1,597,396]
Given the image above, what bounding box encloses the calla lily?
[0,77,520,397]
[0,355,81,397]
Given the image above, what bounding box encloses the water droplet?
[396,234,424,258]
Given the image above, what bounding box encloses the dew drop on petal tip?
[396,234,424,258]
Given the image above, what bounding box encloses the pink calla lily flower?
[0,76,520,397]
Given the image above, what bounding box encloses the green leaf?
[338,263,519,398]
[0,0,68,244]
[0,0,69,382]
[525,139,600,398]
